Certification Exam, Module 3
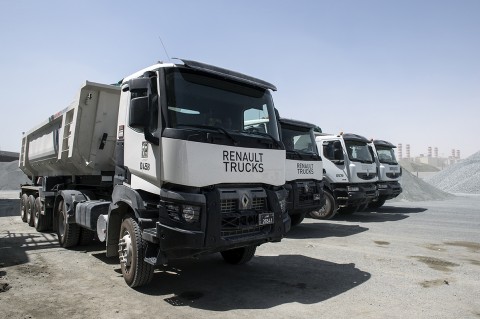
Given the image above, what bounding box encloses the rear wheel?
[56,199,80,248]
[309,191,337,219]
[27,195,36,227]
[20,194,28,222]
[118,217,154,287]
[34,197,48,231]
[221,245,256,265]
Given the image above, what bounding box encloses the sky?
[1,0,479,159]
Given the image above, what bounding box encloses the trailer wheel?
[290,213,305,227]
[34,197,48,231]
[309,191,337,220]
[369,198,386,209]
[221,245,256,265]
[27,195,36,227]
[20,194,28,222]
[118,217,154,287]
[56,199,80,248]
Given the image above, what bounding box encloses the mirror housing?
[123,77,151,92]
[129,96,148,129]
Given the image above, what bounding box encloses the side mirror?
[123,77,150,92]
[129,96,148,129]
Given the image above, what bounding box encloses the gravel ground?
[1,192,479,319]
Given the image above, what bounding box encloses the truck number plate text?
[259,213,274,226]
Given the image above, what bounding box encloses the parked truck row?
[18,59,401,287]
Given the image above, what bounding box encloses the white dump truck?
[278,118,325,225]
[19,59,290,287]
[368,139,402,208]
[311,132,378,218]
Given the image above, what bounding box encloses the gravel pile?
[399,160,439,173]
[0,161,31,190]
[427,151,480,194]
[395,168,454,202]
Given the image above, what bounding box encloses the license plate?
[259,213,274,225]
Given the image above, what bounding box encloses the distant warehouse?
[0,151,19,162]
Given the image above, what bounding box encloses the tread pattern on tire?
[57,199,80,248]
[20,194,28,222]
[120,217,154,288]
[27,195,36,227]
[34,197,49,232]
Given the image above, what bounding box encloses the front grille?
[297,182,318,204]
[357,172,377,180]
[218,188,269,239]
[386,172,401,179]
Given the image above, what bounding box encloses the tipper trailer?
[368,139,402,208]
[19,59,290,287]
[312,132,378,218]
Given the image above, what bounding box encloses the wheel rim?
[312,196,332,218]
[119,230,133,271]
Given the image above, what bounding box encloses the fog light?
[182,205,200,223]
[347,186,360,192]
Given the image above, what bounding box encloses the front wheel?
[290,213,305,227]
[118,217,154,287]
[369,198,386,209]
[221,245,256,265]
[309,191,337,220]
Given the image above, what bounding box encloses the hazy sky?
[1,0,479,158]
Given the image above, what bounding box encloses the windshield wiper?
[240,129,281,148]
[178,124,237,145]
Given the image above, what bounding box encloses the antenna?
[158,36,171,62]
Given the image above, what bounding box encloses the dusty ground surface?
[1,191,479,319]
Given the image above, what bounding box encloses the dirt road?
[1,192,479,319]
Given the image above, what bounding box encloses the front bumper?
[376,181,402,200]
[332,183,378,208]
[143,186,290,263]
[285,180,325,216]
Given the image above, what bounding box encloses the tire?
[27,195,36,227]
[309,191,337,220]
[221,245,256,265]
[78,228,96,246]
[56,199,80,248]
[20,194,28,222]
[118,217,154,287]
[290,213,305,227]
[34,197,48,231]
[369,198,386,209]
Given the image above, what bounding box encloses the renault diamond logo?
[241,194,250,209]
[304,184,310,193]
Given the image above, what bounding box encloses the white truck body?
[368,140,402,208]
[315,132,378,215]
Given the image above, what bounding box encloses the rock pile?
[0,161,30,190]
[427,151,480,194]
[395,167,454,202]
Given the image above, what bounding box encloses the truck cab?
[276,118,324,226]
[368,139,402,208]
[313,132,378,218]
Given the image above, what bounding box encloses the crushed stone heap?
[427,150,480,194]
[395,167,454,201]
[0,160,31,190]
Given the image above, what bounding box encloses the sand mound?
[427,151,480,194]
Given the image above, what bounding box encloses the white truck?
[18,59,290,287]
[278,118,325,225]
[312,132,378,218]
[368,139,402,208]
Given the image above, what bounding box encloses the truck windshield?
[164,68,279,140]
[345,140,374,163]
[375,146,398,165]
[281,125,317,154]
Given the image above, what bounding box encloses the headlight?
[347,186,360,192]
[182,205,200,223]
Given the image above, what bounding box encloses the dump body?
[19,81,121,177]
